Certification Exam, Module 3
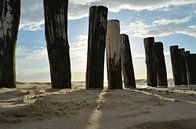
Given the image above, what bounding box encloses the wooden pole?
[185,51,191,84]
[86,6,108,89]
[106,20,122,89]
[179,48,188,85]
[186,53,196,85]
[170,45,182,85]
[0,0,20,88]
[144,37,157,87]
[44,0,71,88]
[154,42,168,87]
[120,34,136,88]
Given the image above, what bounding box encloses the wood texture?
[106,20,122,89]
[154,42,168,87]
[186,53,196,85]
[185,51,191,84]
[0,0,20,88]
[86,6,108,89]
[120,34,136,88]
[44,0,71,88]
[179,48,188,85]
[144,37,157,87]
[170,45,182,85]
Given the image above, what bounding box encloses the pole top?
[108,19,120,23]
[90,5,108,10]
[170,45,179,50]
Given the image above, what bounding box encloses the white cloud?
[25,47,48,63]
[16,46,50,82]
[123,16,196,38]
[70,35,88,72]
[19,0,196,30]
[71,35,88,49]
[16,35,88,81]
[153,16,191,25]
[17,47,48,64]
[68,0,196,19]
[70,0,100,5]
[20,20,44,31]
[20,0,44,31]
[122,21,151,37]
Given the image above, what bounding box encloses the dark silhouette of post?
[120,34,136,88]
[185,51,191,84]
[186,53,196,85]
[144,37,157,87]
[170,45,182,85]
[0,0,20,88]
[179,48,188,85]
[86,6,108,89]
[106,20,122,89]
[44,0,71,88]
[154,42,168,87]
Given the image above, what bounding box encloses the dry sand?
[0,83,196,129]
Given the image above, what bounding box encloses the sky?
[16,0,196,82]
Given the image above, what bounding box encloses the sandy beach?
[0,83,196,129]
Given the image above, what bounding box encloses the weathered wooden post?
[86,6,108,89]
[154,42,168,87]
[186,53,196,85]
[106,20,122,89]
[170,45,182,85]
[44,0,71,88]
[185,51,191,84]
[190,54,196,84]
[120,34,136,88]
[144,37,157,87]
[179,48,188,85]
[0,0,20,88]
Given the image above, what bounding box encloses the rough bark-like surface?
[106,20,122,89]
[86,6,108,89]
[44,0,71,88]
[120,34,136,88]
[170,45,182,85]
[185,51,191,84]
[0,0,20,88]
[154,42,168,87]
[179,48,188,85]
[186,53,196,85]
[144,37,157,87]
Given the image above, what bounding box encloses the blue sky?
[16,0,196,82]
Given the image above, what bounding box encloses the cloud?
[70,35,88,72]
[68,0,196,19]
[19,20,44,31]
[153,16,191,25]
[20,0,44,31]
[16,46,50,82]
[17,47,48,64]
[19,0,196,30]
[16,35,88,81]
[122,16,196,38]
[70,35,88,49]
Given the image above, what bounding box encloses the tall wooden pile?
[154,42,168,86]
[144,37,168,87]
[0,0,21,88]
[106,20,122,89]
[120,34,136,88]
[86,6,108,89]
[44,0,71,88]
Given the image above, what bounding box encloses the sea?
[72,79,196,89]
